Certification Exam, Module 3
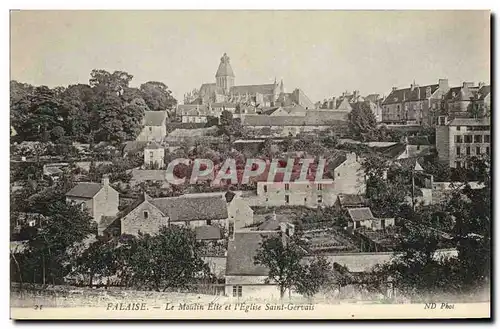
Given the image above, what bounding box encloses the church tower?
[215,53,235,94]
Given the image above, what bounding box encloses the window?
[455,161,461,168]
[466,147,470,156]
[143,211,149,219]
[456,126,461,131]
[337,172,341,177]
[233,285,242,297]
[474,135,482,143]
[263,185,267,193]
[304,198,307,203]
[285,195,290,204]
[149,127,153,132]
[476,147,481,155]
[455,135,463,143]
[456,146,461,156]
[229,222,235,239]
[284,184,290,191]
[464,135,472,143]
[317,184,323,191]
[484,135,490,143]
[486,147,490,155]
[317,195,323,204]
[265,198,268,202]
[149,151,154,158]
[207,219,212,225]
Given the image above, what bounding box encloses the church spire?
[215,53,235,94]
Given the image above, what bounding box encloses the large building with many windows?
[435,117,490,168]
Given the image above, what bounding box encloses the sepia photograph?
[9,9,491,320]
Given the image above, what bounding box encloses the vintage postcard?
[9,10,491,320]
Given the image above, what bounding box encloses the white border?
[2,2,498,328]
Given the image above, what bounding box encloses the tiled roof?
[257,219,281,231]
[382,84,439,105]
[123,141,148,154]
[195,225,222,240]
[347,207,374,222]
[211,102,238,108]
[381,143,407,159]
[230,84,275,95]
[328,152,348,171]
[242,110,349,127]
[130,169,166,182]
[364,94,380,103]
[66,182,103,198]
[145,142,163,150]
[226,232,277,276]
[44,166,63,175]
[478,85,491,99]
[407,136,431,145]
[150,196,228,222]
[144,111,167,126]
[338,194,367,207]
[216,53,235,77]
[448,117,490,126]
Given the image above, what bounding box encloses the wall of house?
[437,125,491,168]
[182,116,208,123]
[136,125,166,142]
[121,201,169,236]
[170,218,226,228]
[66,197,94,218]
[382,103,402,122]
[203,256,226,279]
[256,181,337,207]
[435,125,451,165]
[144,148,165,169]
[93,185,119,224]
[225,275,282,299]
[228,198,254,230]
[332,154,366,195]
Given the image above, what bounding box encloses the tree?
[348,102,378,141]
[140,81,177,111]
[254,233,307,299]
[294,256,332,298]
[120,226,207,291]
[20,200,95,285]
[72,238,120,286]
[89,69,133,95]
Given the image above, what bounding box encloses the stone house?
[115,193,229,236]
[225,231,280,299]
[443,82,491,119]
[255,152,366,208]
[435,116,491,168]
[65,176,119,235]
[381,79,450,125]
[225,191,255,235]
[136,111,168,142]
[143,142,165,169]
[346,207,395,231]
[334,194,368,210]
[177,104,211,123]
[241,110,349,137]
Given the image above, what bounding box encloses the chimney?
[102,175,110,186]
[479,82,485,88]
[392,87,397,92]
[438,79,449,92]
[225,190,236,203]
[463,82,474,89]
[354,90,359,98]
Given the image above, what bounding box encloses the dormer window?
[143,211,149,219]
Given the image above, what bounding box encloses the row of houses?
[381,79,490,126]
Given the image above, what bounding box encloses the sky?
[10,10,490,103]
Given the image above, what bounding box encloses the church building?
[186,53,314,109]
